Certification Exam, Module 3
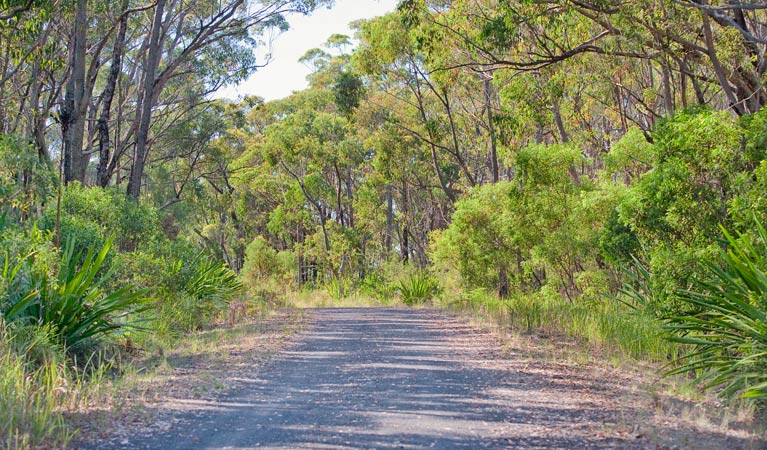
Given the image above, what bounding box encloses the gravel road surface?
[81,308,752,449]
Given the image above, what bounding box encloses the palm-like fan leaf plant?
[2,238,152,353]
[666,216,767,400]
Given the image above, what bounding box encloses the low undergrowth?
[441,288,679,363]
[0,321,110,450]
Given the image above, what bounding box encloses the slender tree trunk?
[662,62,674,115]
[484,75,499,183]
[127,0,166,199]
[97,0,128,187]
[62,0,88,184]
[701,10,745,115]
[443,91,475,186]
[401,178,409,264]
[498,264,509,298]
[412,69,455,202]
[552,100,581,184]
[345,168,354,227]
[385,184,393,255]
[28,60,50,168]
[334,162,343,226]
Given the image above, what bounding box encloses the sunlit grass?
[0,321,110,450]
[285,288,401,308]
[442,287,679,363]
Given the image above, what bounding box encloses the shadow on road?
[78,308,759,450]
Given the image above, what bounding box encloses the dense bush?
[398,270,440,305]
[432,142,609,300]
[610,109,767,304]
[154,253,242,333]
[431,108,767,395]
[2,239,151,355]
[0,136,54,223]
[41,183,160,254]
[665,217,767,401]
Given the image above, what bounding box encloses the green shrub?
[0,135,55,223]
[399,270,440,305]
[358,272,397,302]
[325,276,353,302]
[614,108,756,304]
[41,183,160,254]
[665,217,767,401]
[242,237,295,291]
[3,238,152,354]
[182,254,242,304]
[155,254,242,333]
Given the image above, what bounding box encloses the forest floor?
[70,308,765,450]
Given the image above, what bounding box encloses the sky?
[217,0,399,101]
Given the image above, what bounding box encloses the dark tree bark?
[484,74,499,183]
[96,0,129,187]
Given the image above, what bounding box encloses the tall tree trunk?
[484,75,499,183]
[97,0,129,187]
[443,90,475,186]
[28,59,50,168]
[401,178,409,264]
[334,162,343,226]
[412,68,455,202]
[127,0,166,199]
[345,167,354,227]
[62,0,88,184]
[552,99,581,184]
[701,10,746,115]
[385,184,393,255]
[498,264,510,298]
[662,62,674,115]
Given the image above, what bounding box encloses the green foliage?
[156,254,242,333]
[43,184,160,253]
[0,317,109,450]
[398,270,440,305]
[3,239,152,354]
[431,181,514,289]
[333,70,364,117]
[0,321,68,449]
[603,127,653,182]
[325,276,353,302]
[598,210,641,265]
[606,108,767,307]
[240,236,296,306]
[451,287,675,362]
[432,142,609,300]
[242,236,293,287]
[0,135,54,222]
[183,254,242,304]
[358,272,398,302]
[666,217,767,401]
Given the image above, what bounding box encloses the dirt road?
[82,308,759,449]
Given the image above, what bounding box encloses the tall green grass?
[449,288,677,362]
[0,321,110,449]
